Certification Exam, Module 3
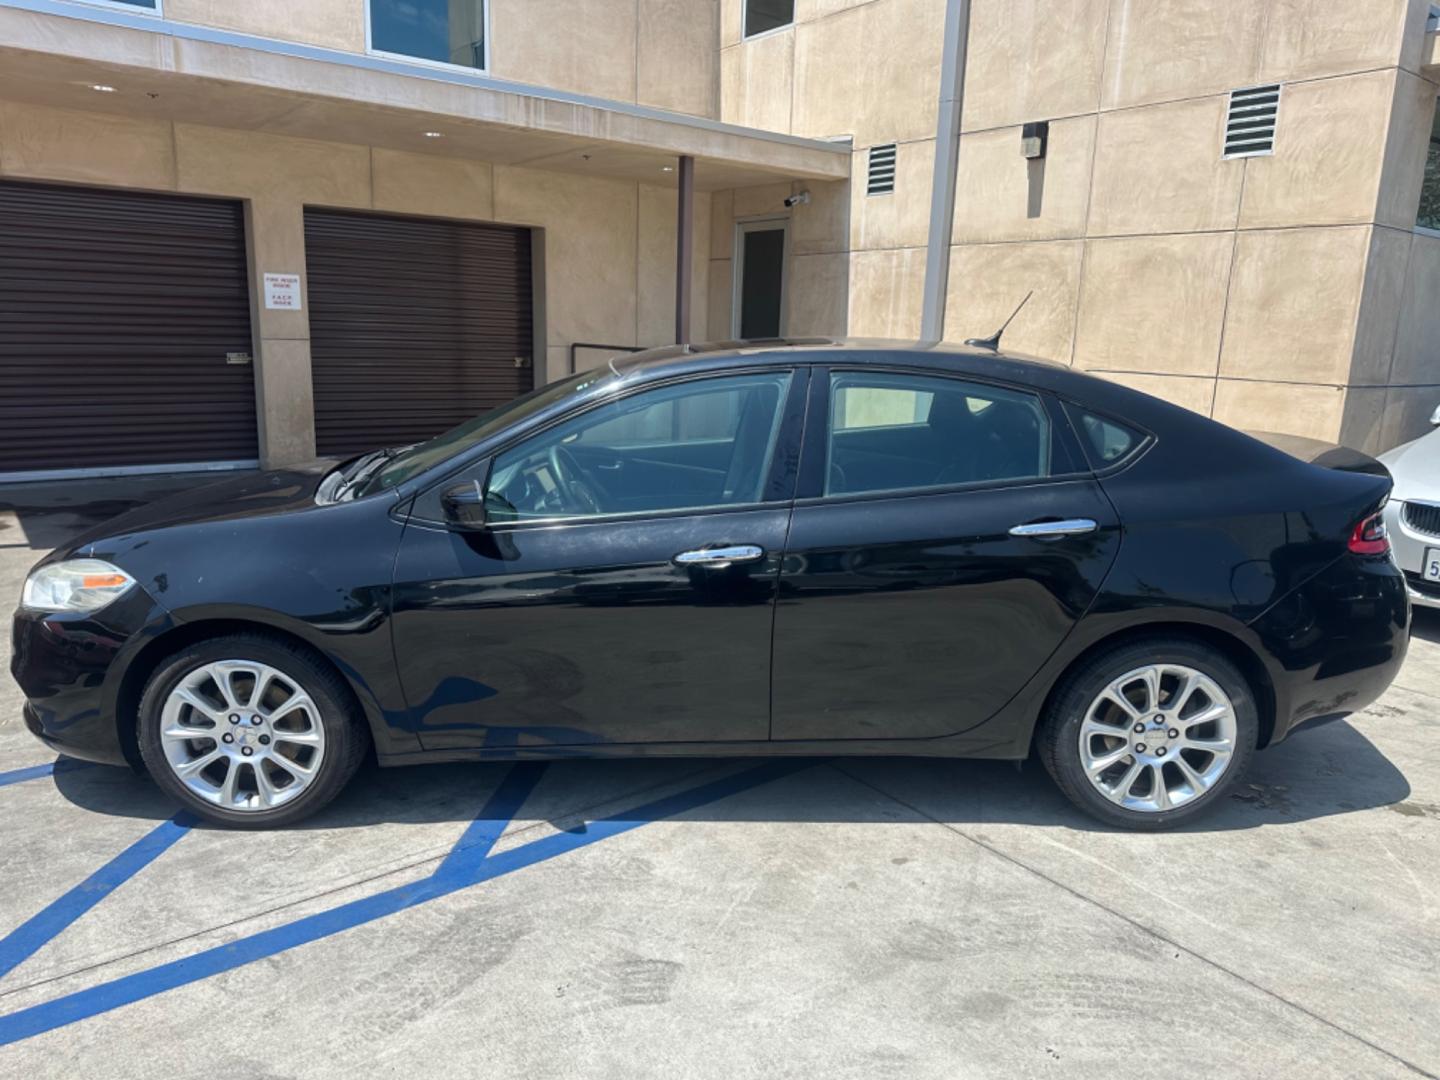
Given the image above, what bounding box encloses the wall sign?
[263,273,302,311]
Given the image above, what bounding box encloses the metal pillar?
[920,0,973,343]
[675,154,695,344]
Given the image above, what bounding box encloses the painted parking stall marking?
[0,759,813,1047]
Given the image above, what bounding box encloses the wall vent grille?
[1223,85,1281,159]
[867,143,897,195]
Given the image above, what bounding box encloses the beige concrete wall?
[0,99,710,466]
[714,0,944,340]
[937,0,1440,451]
[709,0,1439,449]
[163,0,720,118]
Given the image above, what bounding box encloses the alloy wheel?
[158,659,327,812]
[1077,662,1237,813]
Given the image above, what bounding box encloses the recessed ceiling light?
[90,84,117,93]
[661,166,674,172]
[423,131,444,138]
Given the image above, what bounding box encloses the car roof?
[610,337,1116,406]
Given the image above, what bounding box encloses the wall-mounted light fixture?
[1021,121,1049,160]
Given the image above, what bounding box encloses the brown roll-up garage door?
[0,180,257,475]
[305,208,534,457]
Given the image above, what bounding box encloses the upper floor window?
[744,0,794,38]
[81,0,159,10]
[370,0,487,71]
[1418,101,1440,232]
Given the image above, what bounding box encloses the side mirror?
[441,480,489,531]
[1430,404,1440,427]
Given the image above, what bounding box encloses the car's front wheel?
[138,634,369,828]
[1037,638,1258,830]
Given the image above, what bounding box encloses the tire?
[138,633,370,829]
[1037,637,1258,831]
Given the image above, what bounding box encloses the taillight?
[1348,511,1390,556]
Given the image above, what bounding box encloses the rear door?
[771,367,1120,741]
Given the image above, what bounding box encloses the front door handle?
[1008,518,1098,539]
[674,544,765,568]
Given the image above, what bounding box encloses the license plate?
[1427,547,1440,582]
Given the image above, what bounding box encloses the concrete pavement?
[1,477,1437,1078]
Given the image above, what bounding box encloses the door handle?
[1008,518,1098,539]
[674,544,765,568]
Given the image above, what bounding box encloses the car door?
[771,366,1121,741]
[391,367,806,751]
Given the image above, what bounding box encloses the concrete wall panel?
[1239,70,1393,230]
[489,0,638,102]
[1088,96,1242,236]
[1260,0,1410,83]
[1218,227,1370,386]
[1101,0,1265,110]
[0,102,174,190]
[944,241,1083,363]
[961,0,1109,133]
[1074,232,1234,378]
[791,0,945,146]
[166,0,365,52]
[952,116,1095,245]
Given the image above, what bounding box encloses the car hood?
[1379,433,1440,504]
[61,462,339,559]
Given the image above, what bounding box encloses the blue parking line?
[0,813,196,981]
[0,759,94,790]
[0,759,810,1047]
[434,762,549,877]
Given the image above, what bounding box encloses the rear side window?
[1071,408,1145,468]
[825,372,1050,497]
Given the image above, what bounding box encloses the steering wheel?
[547,443,603,515]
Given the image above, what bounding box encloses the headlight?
[22,559,136,613]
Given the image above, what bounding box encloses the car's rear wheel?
[138,634,369,829]
[1037,638,1258,830]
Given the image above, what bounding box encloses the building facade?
[1,0,1438,480]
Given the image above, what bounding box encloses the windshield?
[360,367,620,495]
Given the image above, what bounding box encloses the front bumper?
[10,588,167,767]
[1384,500,1440,609]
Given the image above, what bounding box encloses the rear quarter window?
[1070,407,1146,469]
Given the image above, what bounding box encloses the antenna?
[964,291,1034,352]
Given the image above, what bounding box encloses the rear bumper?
[1251,553,1410,744]
[10,589,167,768]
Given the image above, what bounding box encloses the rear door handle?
[674,544,765,568]
[1008,518,1098,539]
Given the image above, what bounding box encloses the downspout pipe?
[919,0,973,343]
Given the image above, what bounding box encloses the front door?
[771,367,1120,741]
[391,368,804,751]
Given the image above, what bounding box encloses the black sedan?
[12,341,1409,830]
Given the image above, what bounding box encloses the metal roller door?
[304,208,534,457]
[0,180,257,477]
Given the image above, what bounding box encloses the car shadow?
[45,715,1411,836]
[1412,606,1440,645]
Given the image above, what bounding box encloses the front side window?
[826,373,1050,497]
[81,0,158,9]
[745,0,794,37]
[486,372,793,522]
[371,0,487,70]
[1418,99,1440,232]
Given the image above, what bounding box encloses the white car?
[1380,404,1440,610]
